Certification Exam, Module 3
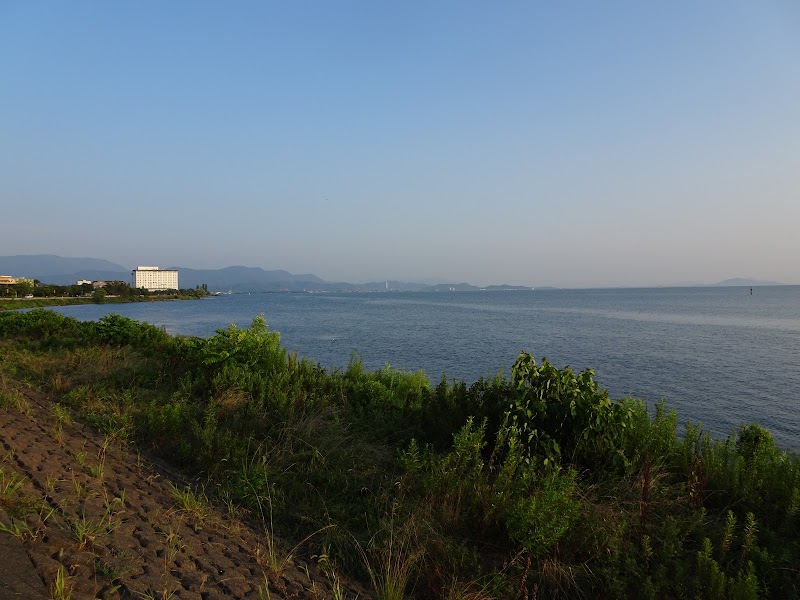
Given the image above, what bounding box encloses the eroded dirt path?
[0,378,359,599]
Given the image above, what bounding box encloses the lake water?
[35,287,800,451]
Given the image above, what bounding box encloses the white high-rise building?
[132,266,178,291]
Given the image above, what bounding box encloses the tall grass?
[1,309,799,598]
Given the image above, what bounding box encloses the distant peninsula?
[712,277,784,287]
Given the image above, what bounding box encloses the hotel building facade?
[131,266,179,291]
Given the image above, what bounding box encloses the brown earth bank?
[0,378,366,600]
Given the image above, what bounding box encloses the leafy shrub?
[0,309,90,344]
[509,352,637,470]
[94,314,169,348]
[197,315,285,398]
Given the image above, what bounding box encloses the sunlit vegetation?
[1,309,798,599]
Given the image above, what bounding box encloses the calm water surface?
[38,287,800,450]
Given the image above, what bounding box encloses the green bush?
[94,314,170,348]
[0,309,90,344]
[509,352,637,471]
[401,417,579,558]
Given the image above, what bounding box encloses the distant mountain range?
[0,254,534,292]
[665,277,786,288]
[172,266,328,292]
[712,278,784,287]
[0,255,131,286]
[1,255,787,292]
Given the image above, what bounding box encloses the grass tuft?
[51,565,72,600]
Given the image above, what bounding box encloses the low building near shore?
[1,276,33,286]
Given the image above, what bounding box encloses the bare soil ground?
[0,378,363,599]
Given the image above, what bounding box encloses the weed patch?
[2,309,799,598]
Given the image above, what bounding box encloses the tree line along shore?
[0,279,209,311]
[1,309,798,599]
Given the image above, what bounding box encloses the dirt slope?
[0,378,361,599]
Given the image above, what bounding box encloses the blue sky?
[2,1,799,287]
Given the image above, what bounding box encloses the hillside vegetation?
[1,310,798,599]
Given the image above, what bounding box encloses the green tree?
[14,280,34,297]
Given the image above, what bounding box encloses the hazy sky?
[2,2,799,287]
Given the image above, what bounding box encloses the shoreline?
[0,294,204,311]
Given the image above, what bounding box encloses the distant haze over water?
[34,286,800,451]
